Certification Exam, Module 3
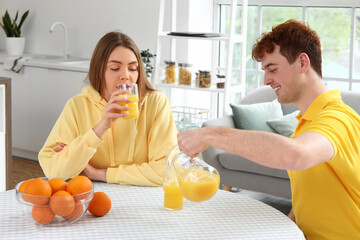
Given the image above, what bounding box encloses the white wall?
[0,0,164,58]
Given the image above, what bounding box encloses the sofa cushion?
[218,152,289,179]
[230,100,283,133]
[266,110,300,137]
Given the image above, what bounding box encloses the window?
[216,0,360,94]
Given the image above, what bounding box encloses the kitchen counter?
[0,52,90,73]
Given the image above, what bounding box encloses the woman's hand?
[81,164,107,182]
[53,142,67,152]
[93,89,131,139]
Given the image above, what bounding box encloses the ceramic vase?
[5,37,25,56]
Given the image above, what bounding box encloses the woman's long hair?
[87,31,155,103]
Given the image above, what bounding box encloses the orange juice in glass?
[178,169,220,202]
[163,169,183,210]
[118,83,139,120]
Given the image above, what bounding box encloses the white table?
[0,183,305,239]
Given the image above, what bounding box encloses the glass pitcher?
[165,145,220,202]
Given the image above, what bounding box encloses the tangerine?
[63,202,84,221]
[48,178,67,194]
[88,192,111,217]
[18,179,31,193]
[23,178,52,205]
[67,176,93,201]
[32,205,55,224]
[50,190,75,217]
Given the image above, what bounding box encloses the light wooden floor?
[11,157,45,189]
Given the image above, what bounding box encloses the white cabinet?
[0,77,11,191]
[0,67,31,153]
[0,77,12,192]
[29,68,86,154]
[0,65,86,160]
[153,0,248,117]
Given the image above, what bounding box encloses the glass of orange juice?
[163,168,183,210]
[118,83,139,120]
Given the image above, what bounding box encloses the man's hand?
[177,128,210,158]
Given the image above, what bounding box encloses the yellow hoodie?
[38,85,178,186]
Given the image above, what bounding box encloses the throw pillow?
[230,100,283,133]
[266,110,300,137]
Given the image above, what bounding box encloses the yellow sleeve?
[106,92,178,186]
[38,99,103,177]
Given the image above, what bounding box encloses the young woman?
[39,31,177,186]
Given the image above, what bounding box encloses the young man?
[177,19,360,239]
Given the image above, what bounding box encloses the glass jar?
[195,72,199,87]
[216,74,225,88]
[164,61,176,83]
[166,145,220,202]
[178,63,193,85]
[198,70,211,88]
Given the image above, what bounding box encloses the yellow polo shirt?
[288,90,360,239]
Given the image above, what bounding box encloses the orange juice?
[163,182,183,210]
[178,169,220,202]
[120,94,139,120]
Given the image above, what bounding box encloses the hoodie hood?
[78,85,107,111]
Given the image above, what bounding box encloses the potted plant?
[1,10,30,56]
[141,49,156,78]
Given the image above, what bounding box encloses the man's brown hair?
[252,19,322,78]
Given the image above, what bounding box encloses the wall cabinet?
[0,66,86,160]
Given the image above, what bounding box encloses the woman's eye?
[110,67,120,71]
[129,68,138,72]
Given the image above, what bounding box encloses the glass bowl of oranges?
[15,176,94,226]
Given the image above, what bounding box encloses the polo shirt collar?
[296,90,341,121]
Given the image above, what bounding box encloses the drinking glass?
[163,168,183,210]
[118,83,139,120]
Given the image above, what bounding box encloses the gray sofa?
[202,86,360,199]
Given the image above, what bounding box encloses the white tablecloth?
[0,183,305,239]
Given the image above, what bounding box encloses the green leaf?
[1,10,29,37]
[3,11,15,37]
[18,10,29,32]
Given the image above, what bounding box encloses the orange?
[88,192,111,217]
[48,178,67,194]
[18,179,31,193]
[63,203,84,221]
[23,178,52,205]
[50,190,75,217]
[32,205,55,224]
[67,176,93,201]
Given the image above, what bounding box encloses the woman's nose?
[119,68,130,80]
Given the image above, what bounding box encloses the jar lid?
[178,62,193,67]
[216,74,225,78]
[164,60,176,65]
[199,70,211,74]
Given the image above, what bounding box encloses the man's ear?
[299,53,310,73]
